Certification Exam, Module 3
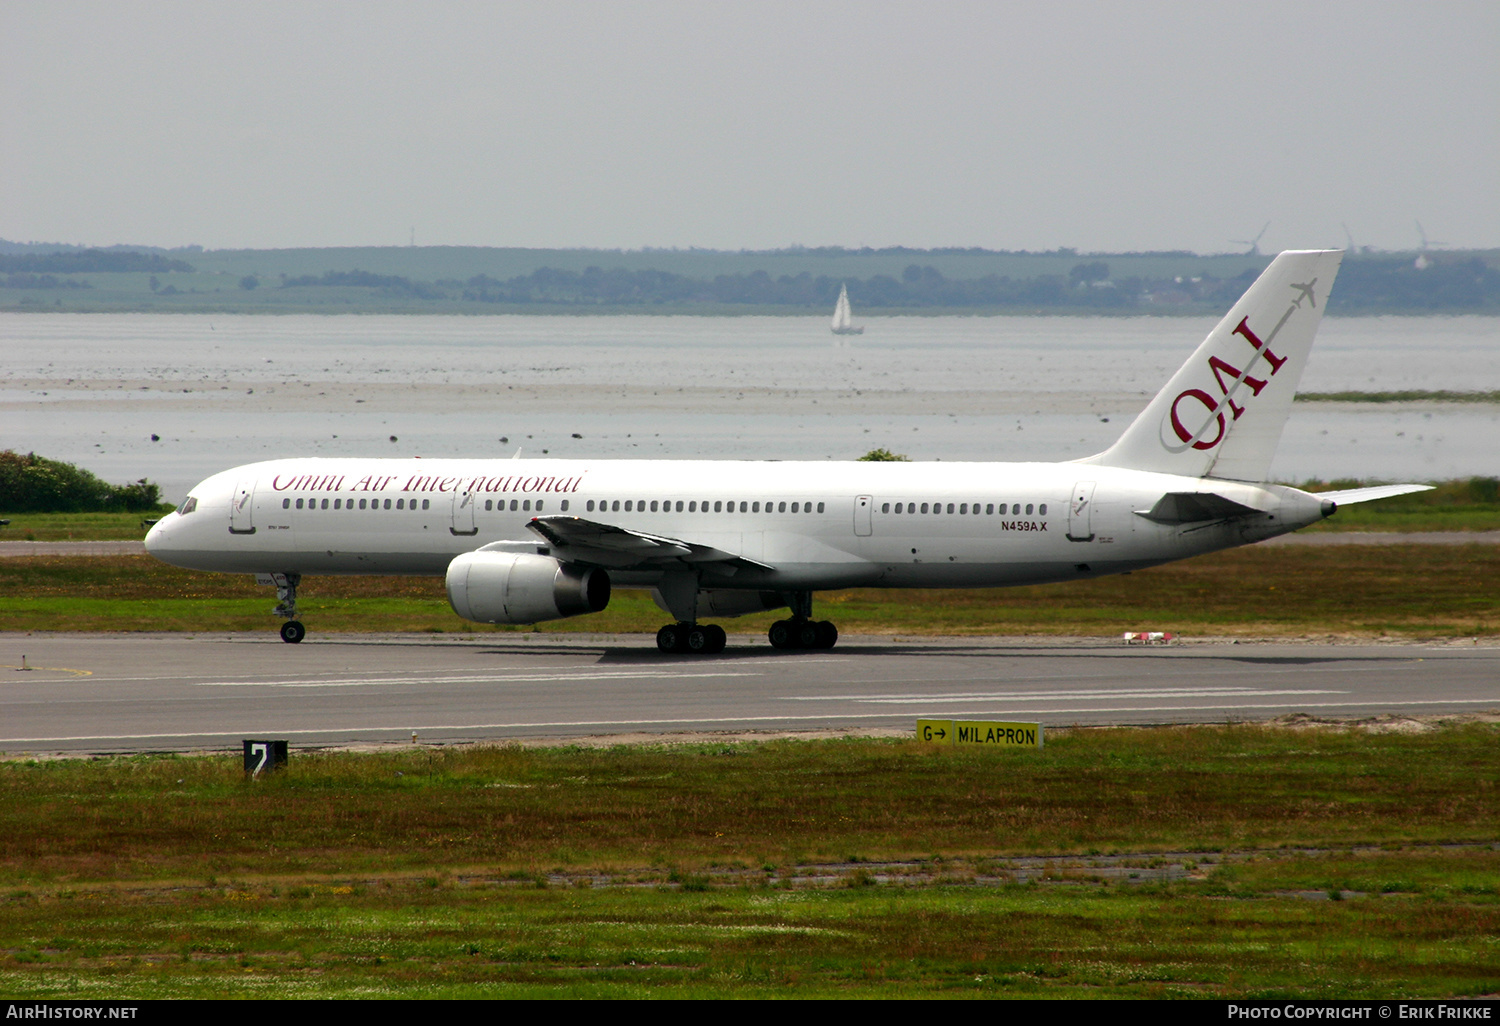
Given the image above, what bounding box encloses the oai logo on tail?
[1157,282,1314,455]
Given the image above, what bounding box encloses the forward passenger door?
[854,495,873,537]
[450,487,478,535]
[229,478,256,534]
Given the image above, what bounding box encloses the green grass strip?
[1296,390,1500,403]
[2,544,1496,636]
[0,729,1496,998]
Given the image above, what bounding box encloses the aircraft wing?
[522,515,774,572]
[1315,484,1433,506]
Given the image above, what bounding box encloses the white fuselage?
[144,456,1328,593]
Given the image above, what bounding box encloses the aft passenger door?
[1067,481,1096,542]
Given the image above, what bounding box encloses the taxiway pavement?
[2,632,1495,754]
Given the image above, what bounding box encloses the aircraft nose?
[143,515,172,555]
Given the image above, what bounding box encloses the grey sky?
[4,1,1496,254]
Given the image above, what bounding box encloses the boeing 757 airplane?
[145,250,1428,652]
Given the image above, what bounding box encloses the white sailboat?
[830,283,864,335]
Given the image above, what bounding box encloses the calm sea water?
[2,313,1496,500]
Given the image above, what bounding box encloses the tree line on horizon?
[0,250,195,274]
[2,243,1496,312]
[268,256,1500,313]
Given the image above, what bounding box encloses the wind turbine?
[1413,221,1445,269]
[1230,222,1271,256]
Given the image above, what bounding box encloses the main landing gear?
[656,622,727,654]
[769,590,838,650]
[651,591,839,655]
[768,618,838,650]
[273,573,305,644]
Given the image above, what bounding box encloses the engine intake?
[446,551,610,625]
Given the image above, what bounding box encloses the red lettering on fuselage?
[271,473,346,492]
[404,472,587,495]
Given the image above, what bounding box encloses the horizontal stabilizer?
[1135,491,1266,524]
[1315,483,1433,506]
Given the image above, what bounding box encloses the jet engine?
[446,551,610,624]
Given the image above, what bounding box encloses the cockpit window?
[176,496,198,516]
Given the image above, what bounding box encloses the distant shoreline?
[4,243,1496,317]
[4,304,1498,318]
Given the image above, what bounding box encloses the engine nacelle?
[446,551,610,625]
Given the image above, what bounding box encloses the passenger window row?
[485,499,562,512]
[880,501,1047,516]
[284,497,433,511]
[584,499,826,514]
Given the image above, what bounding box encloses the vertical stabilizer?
[1083,250,1342,481]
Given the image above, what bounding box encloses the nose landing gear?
[271,573,305,643]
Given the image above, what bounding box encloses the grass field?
[1297,390,1500,404]
[1,542,1495,637]
[0,511,165,542]
[1299,476,1500,533]
[0,728,1495,998]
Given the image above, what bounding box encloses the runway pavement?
[2,632,1496,755]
